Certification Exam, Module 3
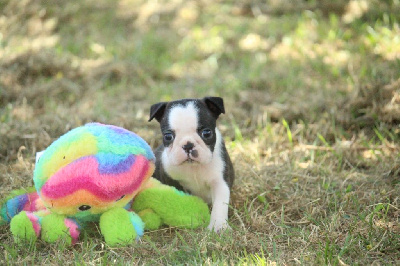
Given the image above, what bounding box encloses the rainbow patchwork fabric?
[1,123,211,247]
[0,188,38,225]
[33,123,155,219]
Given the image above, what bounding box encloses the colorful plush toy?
[0,123,210,246]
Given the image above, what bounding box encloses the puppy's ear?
[203,97,225,119]
[149,102,167,122]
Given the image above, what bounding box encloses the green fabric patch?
[133,185,210,229]
[10,211,38,244]
[99,208,138,247]
[41,214,71,244]
[138,209,162,230]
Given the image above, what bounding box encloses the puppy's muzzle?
[182,142,198,158]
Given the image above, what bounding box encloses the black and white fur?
[149,97,234,232]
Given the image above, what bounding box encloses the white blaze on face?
[163,102,213,166]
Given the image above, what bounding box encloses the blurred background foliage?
[0,0,399,163]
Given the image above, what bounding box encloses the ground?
[0,0,399,264]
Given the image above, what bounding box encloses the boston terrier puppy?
[149,97,235,232]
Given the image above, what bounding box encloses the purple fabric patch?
[6,194,29,220]
[108,125,129,135]
[97,154,136,174]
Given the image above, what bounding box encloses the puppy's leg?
[207,178,231,232]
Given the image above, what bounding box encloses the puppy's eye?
[201,129,213,139]
[78,205,91,211]
[164,132,174,142]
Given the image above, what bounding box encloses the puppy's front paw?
[207,220,231,232]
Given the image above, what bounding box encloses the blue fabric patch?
[123,201,133,210]
[69,218,82,230]
[4,194,29,222]
[129,212,144,238]
[0,204,8,224]
[86,123,155,161]
[173,187,189,196]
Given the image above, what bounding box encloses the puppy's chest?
[166,164,219,203]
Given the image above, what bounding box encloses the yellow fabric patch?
[42,133,97,179]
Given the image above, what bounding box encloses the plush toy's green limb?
[133,184,211,229]
[100,208,142,247]
[1,187,36,202]
[137,209,162,230]
[41,213,73,244]
[10,211,39,244]
[0,187,37,226]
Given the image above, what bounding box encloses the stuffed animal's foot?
[41,214,80,244]
[133,185,210,229]
[10,211,41,243]
[138,209,162,230]
[100,208,144,247]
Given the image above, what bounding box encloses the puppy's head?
[149,97,225,166]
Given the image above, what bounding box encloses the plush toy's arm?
[10,211,44,242]
[1,188,81,244]
[99,208,144,247]
[10,210,81,245]
[0,187,42,226]
[133,178,210,230]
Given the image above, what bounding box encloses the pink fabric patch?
[23,192,40,212]
[25,212,41,237]
[64,219,80,244]
[41,155,150,201]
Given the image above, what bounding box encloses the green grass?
[1,0,400,264]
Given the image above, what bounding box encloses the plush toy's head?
[33,123,155,220]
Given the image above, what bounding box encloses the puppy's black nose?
[182,142,194,153]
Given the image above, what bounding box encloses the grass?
[1,0,400,264]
